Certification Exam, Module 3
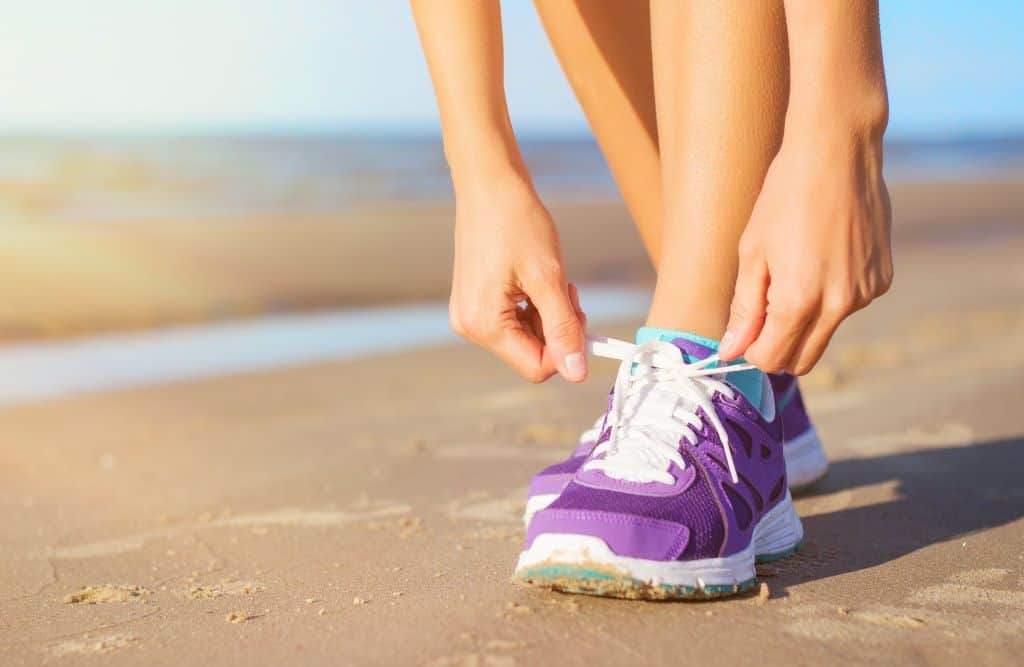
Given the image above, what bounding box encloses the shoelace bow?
[582,334,756,485]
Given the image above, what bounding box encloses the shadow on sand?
[771,434,1024,590]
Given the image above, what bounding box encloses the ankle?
[646,287,729,341]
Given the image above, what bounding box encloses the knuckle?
[457,308,488,339]
[522,258,565,287]
[770,294,816,318]
[547,315,582,341]
[822,290,857,316]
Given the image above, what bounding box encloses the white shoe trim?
[522,493,559,527]
[515,491,803,589]
[784,427,829,490]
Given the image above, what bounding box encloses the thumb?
[528,272,587,382]
[720,254,769,361]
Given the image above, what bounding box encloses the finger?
[744,297,819,373]
[518,300,545,341]
[720,255,769,360]
[568,283,580,312]
[568,282,588,329]
[526,274,587,382]
[787,311,843,376]
[490,323,557,383]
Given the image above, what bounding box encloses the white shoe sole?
[784,427,829,492]
[514,491,804,600]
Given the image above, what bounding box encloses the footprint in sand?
[424,653,517,667]
[785,568,1024,642]
[948,568,1013,585]
[909,568,1024,609]
[42,503,411,560]
[424,633,525,667]
[49,633,137,657]
[782,603,938,643]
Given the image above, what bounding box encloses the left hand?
[719,131,893,375]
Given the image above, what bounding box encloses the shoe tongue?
[634,326,767,417]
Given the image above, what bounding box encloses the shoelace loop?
[582,334,756,485]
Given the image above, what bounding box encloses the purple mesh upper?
[770,373,812,441]
[539,457,588,477]
[526,374,813,503]
[526,341,791,561]
[671,337,717,362]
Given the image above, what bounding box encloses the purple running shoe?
[770,373,828,490]
[515,334,804,599]
[522,370,825,526]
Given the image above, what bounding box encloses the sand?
[1,177,1022,342]
[0,178,1023,665]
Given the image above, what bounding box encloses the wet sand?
[1,186,1024,665]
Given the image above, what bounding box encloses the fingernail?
[564,352,587,381]
[720,331,736,355]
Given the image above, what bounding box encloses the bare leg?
[536,1,790,340]
[533,1,663,264]
[647,0,789,338]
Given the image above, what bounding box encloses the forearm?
[783,0,889,142]
[410,0,529,197]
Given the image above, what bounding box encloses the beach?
[1,138,1024,664]
[1,136,1021,342]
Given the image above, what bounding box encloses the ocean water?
[0,285,652,407]
[0,133,1021,223]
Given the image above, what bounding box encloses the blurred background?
[3,5,1024,661]
[0,0,1021,352]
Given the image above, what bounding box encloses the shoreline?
[0,287,651,408]
[1,176,1021,344]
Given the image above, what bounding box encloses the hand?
[448,176,588,383]
[719,132,893,374]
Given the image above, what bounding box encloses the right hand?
[449,176,587,383]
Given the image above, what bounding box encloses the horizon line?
[1,126,1023,145]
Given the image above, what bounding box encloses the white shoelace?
[582,334,756,485]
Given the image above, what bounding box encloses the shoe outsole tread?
[515,541,802,601]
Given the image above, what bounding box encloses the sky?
[0,1,1020,139]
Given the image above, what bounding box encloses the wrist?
[786,83,888,147]
[451,156,534,204]
[784,76,888,160]
[453,163,538,218]
[776,112,887,208]
[442,116,533,198]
